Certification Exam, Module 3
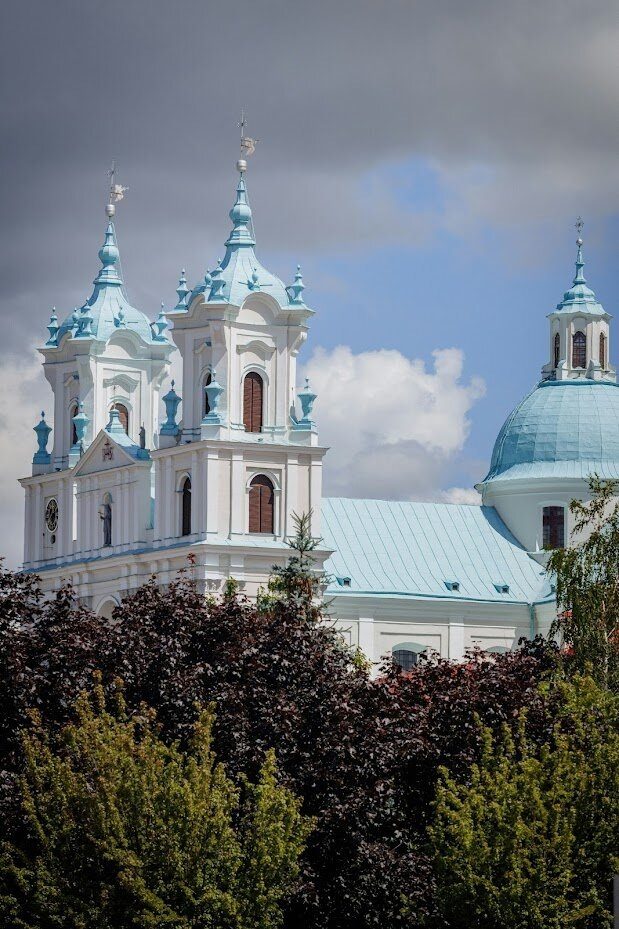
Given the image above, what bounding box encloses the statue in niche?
[100,500,112,547]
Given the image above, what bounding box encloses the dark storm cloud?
[1,0,619,352]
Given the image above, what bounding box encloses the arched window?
[243,372,263,433]
[600,332,607,370]
[572,331,586,369]
[248,474,274,534]
[101,493,113,547]
[181,476,192,536]
[113,403,129,434]
[392,643,426,671]
[69,402,78,446]
[203,373,212,418]
[543,506,565,549]
[553,332,560,369]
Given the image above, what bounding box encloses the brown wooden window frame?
[543,505,565,550]
[572,331,586,369]
[248,474,274,534]
[600,332,607,370]
[112,402,130,435]
[243,371,264,433]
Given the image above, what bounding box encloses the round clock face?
[45,498,58,533]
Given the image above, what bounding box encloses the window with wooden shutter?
[553,332,560,368]
[600,332,607,370]
[203,374,212,417]
[181,477,192,536]
[113,403,130,434]
[248,475,274,534]
[572,331,586,369]
[243,372,264,433]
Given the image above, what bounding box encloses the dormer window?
[444,580,460,592]
[572,331,586,369]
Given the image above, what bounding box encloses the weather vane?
[237,111,259,170]
[106,160,129,219]
[575,216,584,244]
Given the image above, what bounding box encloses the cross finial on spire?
[575,216,584,245]
[106,160,129,220]
[236,111,259,171]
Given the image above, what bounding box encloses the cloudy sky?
[2,0,619,566]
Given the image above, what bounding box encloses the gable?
[72,430,142,478]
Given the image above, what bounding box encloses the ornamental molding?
[103,373,140,392]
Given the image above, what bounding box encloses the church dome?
[482,379,619,483]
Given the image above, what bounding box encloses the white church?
[19,154,619,668]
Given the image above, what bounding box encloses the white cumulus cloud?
[303,345,485,502]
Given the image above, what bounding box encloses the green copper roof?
[321,497,552,604]
[184,171,306,311]
[51,222,164,347]
[554,240,606,316]
[483,379,619,483]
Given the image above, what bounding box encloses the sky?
[2,0,619,567]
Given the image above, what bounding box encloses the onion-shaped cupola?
[45,198,165,349]
[542,220,614,383]
[178,156,309,312]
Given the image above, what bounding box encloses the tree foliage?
[0,683,310,929]
[429,675,619,929]
[0,524,603,929]
[548,477,619,688]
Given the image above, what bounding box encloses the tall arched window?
[101,493,113,547]
[181,476,192,536]
[248,474,274,534]
[243,372,263,433]
[543,506,565,549]
[69,401,78,446]
[203,373,212,418]
[553,332,560,368]
[600,332,607,370]
[112,403,130,434]
[572,331,586,369]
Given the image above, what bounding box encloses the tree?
[548,477,619,688]
[429,676,619,929]
[0,683,311,929]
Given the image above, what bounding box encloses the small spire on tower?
[574,216,586,284]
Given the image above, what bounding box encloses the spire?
[174,268,189,311]
[573,216,586,285]
[224,171,255,248]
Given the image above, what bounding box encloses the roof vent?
[336,576,351,588]
[494,583,510,594]
[444,580,460,592]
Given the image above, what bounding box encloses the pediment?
[72,430,140,478]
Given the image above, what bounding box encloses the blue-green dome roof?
[50,223,165,348]
[483,379,619,483]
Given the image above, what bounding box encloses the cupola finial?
[574,216,586,284]
[236,110,259,175]
[106,160,129,221]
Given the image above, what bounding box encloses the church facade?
[19,157,619,667]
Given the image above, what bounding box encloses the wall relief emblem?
[102,440,114,462]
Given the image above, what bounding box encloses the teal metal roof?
[321,497,552,604]
[182,171,306,311]
[554,242,606,317]
[50,223,164,348]
[482,379,619,484]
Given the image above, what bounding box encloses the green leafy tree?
[548,477,619,688]
[429,676,619,929]
[0,684,311,929]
